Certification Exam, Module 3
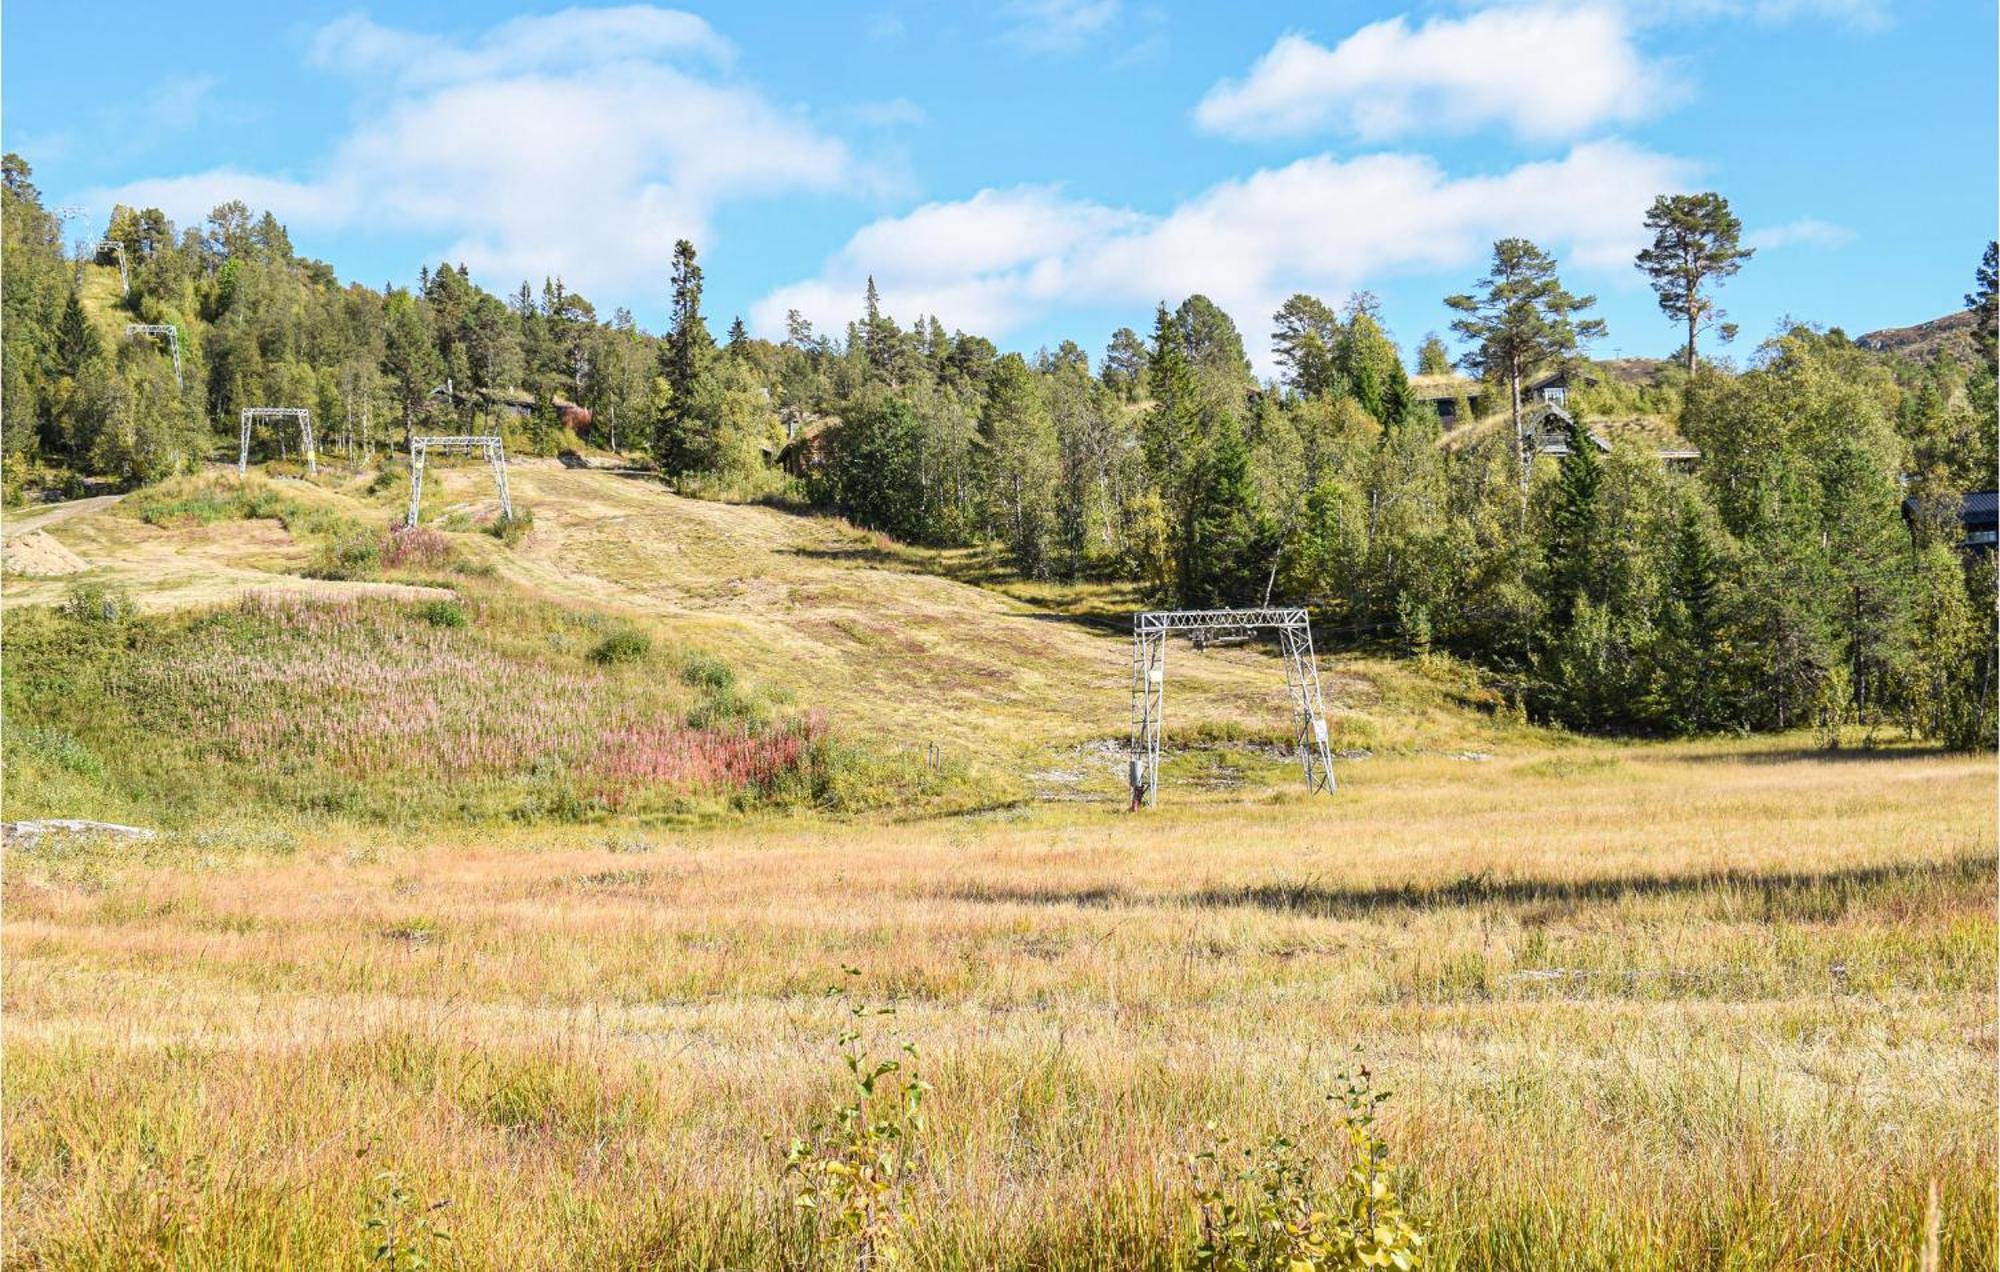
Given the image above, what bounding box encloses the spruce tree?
[1185,414,1268,607]
[1542,412,1603,626]
[860,277,899,381]
[1663,496,1725,732]
[655,239,716,473]
[53,290,101,379]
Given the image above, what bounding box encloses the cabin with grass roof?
[1408,373,1484,427]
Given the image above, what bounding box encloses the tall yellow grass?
[6,738,1993,1267]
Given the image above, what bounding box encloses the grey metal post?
[1278,619,1335,793]
[488,439,514,520]
[407,438,428,527]
[1129,626,1165,808]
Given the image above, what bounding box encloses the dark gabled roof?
[1525,366,1600,393]
[1907,490,1999,529]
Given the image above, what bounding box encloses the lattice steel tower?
[238,408,317,476]
[1129,607,1335,808]
[406,434,513,527]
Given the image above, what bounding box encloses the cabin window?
[1542,386,1567,406]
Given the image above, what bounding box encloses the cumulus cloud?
[84,7,851,302]
[1745,218,1855,251]
[755,139,1695,371]
[1194,5,1677,142]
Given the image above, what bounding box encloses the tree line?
[4,153,1992,745]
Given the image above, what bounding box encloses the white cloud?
[1745,218,1855,251]
[307,7,732,85]
[1001,0,1123,54]
[754,139,1695,371]
[85,8,851,303]
[1195,5,1678,142]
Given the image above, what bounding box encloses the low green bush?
[416,599,467,629]
[486,507,533,546]
[588,627,651,666]
[59,581,136,625]
[678,652,735,693]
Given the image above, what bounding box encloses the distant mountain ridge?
[1855,309,1978,362]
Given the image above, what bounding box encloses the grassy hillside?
[74,259,135,350]
[4,460,1993,1268]
[4,461,1543,825]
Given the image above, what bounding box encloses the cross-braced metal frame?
[407,434,512,528]
[124,323,180,390]
[88,240,129,293]
[1129,607,1335,808]
[238,408,317,476]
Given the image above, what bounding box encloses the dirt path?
[1,493,454,611]
[2,494,127,539]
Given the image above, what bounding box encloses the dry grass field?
[3,465,1995,1268]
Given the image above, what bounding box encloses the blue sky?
[5,1,1993,373]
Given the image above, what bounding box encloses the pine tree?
[1446,239,1606,503]
[1271,294,1340,398]
[1635,192,1753,376]
[1172,294,1251,387]
[1966,241,1997,368]
[726,316,749,355]
[1101,327,1149,400]
[785,309,815,351]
